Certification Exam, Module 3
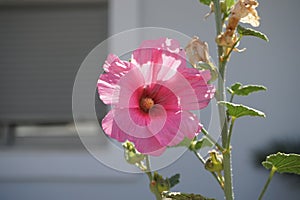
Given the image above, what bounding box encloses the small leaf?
[173,137,193,148]
[237,25,269,42]
[168,174,180,188]
[199,0,212,6]
[218,101,266,119]
[227,82,267,96]
[227,82,242,94]
[161,191,215,200]
[153,172,170,193]
[235,85,267,96]
[194,137,214,150]
[262,152,300,175]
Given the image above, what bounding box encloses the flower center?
[139,97,154,113]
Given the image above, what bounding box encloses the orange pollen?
[139,97,154,113]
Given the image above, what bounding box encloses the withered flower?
[185,36,218,82]
[216,0,260,50]
[232,0,260,27]
[185,36,210,67]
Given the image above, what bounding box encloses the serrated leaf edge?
[263,152,300,175]
[237,25,269,42]
[218,101,266,118]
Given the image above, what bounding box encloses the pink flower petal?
[144,84,179,110]
[98,54,136,105]
[152,110,183,146]
[102,110,127,141]
[112,108,153,138]
[116,67,145,108]
[103,54,133,74]
[178,111,202,139]
[165,69,215,110]
[97,73,120,105]
[130,136,166,156]
[132,38,186,84]
[102,110,166,156]
[152,111,201,146]
[133,38,185,63]
[178,67,212,84]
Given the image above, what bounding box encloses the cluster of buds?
[216,0,260,49]
[122,141,145,165]
[150,172,171,194]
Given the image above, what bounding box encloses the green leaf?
[227,82,267,96]
[161,191,215,200]
[262,152,300,175]
[227,82,242,94]
[225,0,235,9]
[168,174,180,188]
[173,137,193,148]
[199,0,212,6]
[218,101,266,119]
[194,137,214,150]
[237,25,269,42]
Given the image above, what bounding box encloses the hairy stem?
[212,0,234,199]
[258,167,276,200]
[145,156,162,200]
[229,94,234,103]
[226,118,236,150]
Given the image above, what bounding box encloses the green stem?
[212,0,228,151]
[144,156,162,200]
[226,118,236,150]
[144,156,152,181]
[223,118,235,200]
[201,128,225,152]
[223,151,233,200]
[193,151,224,189]
[212,0,223,38]
[212,0,234,199]
[193,150,206,164]
[229,94,234,103]
[258,167,276,200]
[145,155,151,172]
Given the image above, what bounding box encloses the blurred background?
[0,0,299,199]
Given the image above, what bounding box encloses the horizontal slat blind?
[0,4,107,123]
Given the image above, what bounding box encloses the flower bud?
[123,141,145,165]
[205,150,223,172]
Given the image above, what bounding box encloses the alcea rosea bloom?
[97,38,215,156]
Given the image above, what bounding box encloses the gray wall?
[110,0,300,199]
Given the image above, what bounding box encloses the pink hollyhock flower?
[97,38,215,156]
